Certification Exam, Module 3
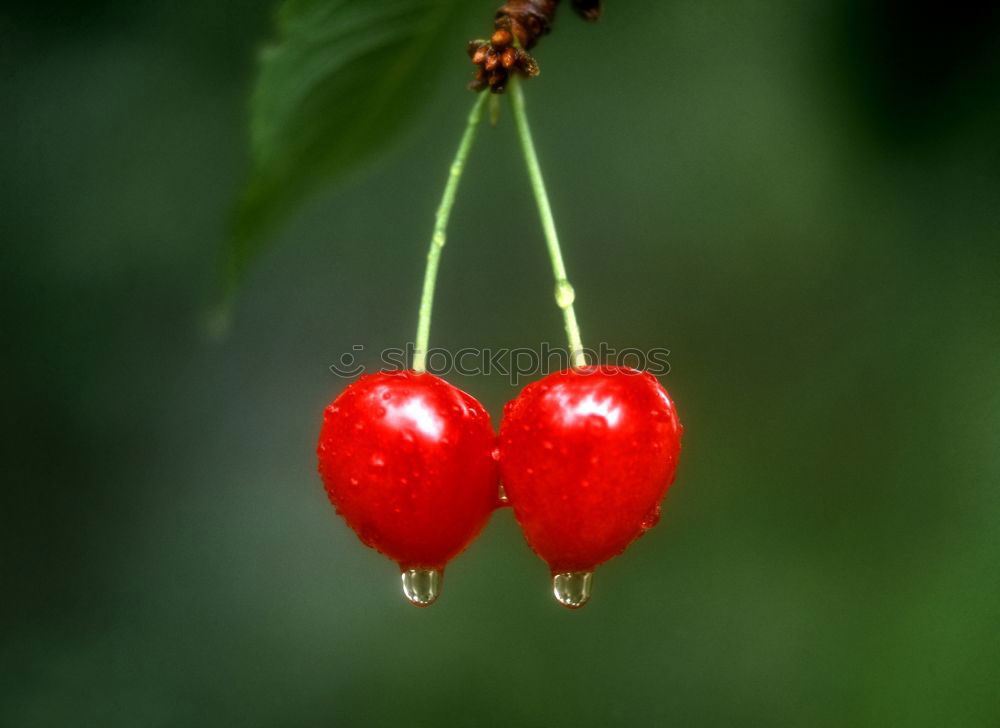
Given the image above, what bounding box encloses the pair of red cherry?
[317,365,683,608]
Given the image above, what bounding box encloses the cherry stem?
[413,94,489,373]
[509,79,588,368]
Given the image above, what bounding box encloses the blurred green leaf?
[228,0,462,291]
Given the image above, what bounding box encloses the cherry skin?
[498,366,683,606]
[317,370,499,606]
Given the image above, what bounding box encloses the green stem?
[413,94,488,373]
[509,79,588,368]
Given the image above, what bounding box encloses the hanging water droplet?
[401,568,442,607]
[555,281,576,309]
[552,571,593,609]
[497,483,509,504]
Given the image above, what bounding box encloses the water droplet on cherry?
[552,571,593,609]
[586,415,608,432]
[401,568,442,607]
[640,504,661,531]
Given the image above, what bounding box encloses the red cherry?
[317,370,499,606]
[499,366,683,607]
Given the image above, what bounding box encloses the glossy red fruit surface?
[317,371,498,571]
[499,366,683,573]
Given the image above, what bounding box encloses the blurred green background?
[3,0,999,725]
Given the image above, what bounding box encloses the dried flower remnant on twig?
[468,0,602,93]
